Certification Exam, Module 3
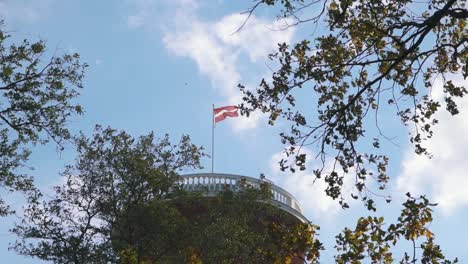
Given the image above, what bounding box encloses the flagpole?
[212,104,215,174]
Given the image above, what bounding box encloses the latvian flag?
[214,105,238,123]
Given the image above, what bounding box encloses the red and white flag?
[214,105,238,123]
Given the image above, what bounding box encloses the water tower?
[180,173,307,223]
[179,173,310,263]
[113,172,313,263]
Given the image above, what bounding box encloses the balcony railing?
[179,173,307,223]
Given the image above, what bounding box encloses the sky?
[0,0,467,262]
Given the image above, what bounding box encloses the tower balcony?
[179,173,308,223]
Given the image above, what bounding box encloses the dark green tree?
[0,21,87,215]
[240,0,467,208]
[12,126,206,263]
[10,127,454,263]
[12,126,321,264]
[114,188,321,264]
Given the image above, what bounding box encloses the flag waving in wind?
[214,105,238,123]
[211,105,239,173]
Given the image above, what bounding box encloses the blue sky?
[0,0,467,262]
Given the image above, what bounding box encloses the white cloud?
[397,76,468,215]
[164,20,240,99]
[214,14,294,61]
[266,148,356,219]
[161,1,295,132]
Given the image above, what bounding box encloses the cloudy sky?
[0,0,467,262]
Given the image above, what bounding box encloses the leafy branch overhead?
[240,0,468,208]
[0,21,87,216]
[335,194,457,264]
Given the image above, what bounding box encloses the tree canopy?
[240,0,467,209]
[12,126,322,263]
[0,21,87,215]
[11,128,456,263]
[12,126,206,263]
[114,188,320,264]
[8,127,456,263]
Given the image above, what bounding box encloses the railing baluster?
[177,174,303,215]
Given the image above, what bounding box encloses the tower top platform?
[179,173,308,223]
